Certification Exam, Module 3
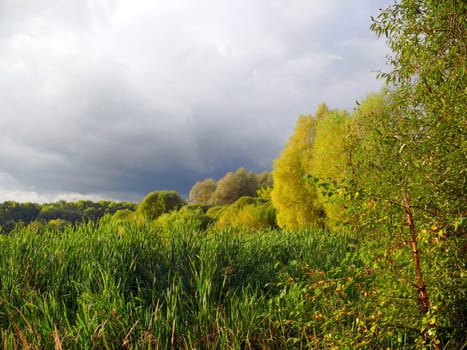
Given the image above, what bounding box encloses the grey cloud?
[0,0,392,202]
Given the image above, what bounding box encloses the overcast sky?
[0,0,392,203]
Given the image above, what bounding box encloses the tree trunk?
[402,192,430,314]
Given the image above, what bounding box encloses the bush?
[138,190,185,221]
[216,196,276,230]
[155,206,213,233]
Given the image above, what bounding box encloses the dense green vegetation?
[1,216,463,349]
[0,0,465,348]
[0,220,365,349]
[0,200,136,234]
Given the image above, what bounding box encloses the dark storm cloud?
[0,0,392,202]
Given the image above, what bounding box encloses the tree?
[0,201,40,233]
[216,196,276,230]
[308,107,353,228]
[37,202,81,223]
[138,190,185,221]
[112,209,134,221]
[342,1,467,347]
[155,206,212,233]
[257,172,273,189]
[188,178,217,205]
[271,115,325,229]
[47,218,70,232]
[370,0,466,224]
[209,168,259,205]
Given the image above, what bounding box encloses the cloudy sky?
[0,0,392,203]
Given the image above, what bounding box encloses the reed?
[0,219,389,349]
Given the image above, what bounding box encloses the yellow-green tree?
[309,108,352,228]
[155,206,212,233]
[216,196,276,230]
[271,115,324,229]
[138,190,185,221]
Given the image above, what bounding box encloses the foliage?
[257,171,273,189]
[271,115,325,229]
[340,0,467,346]
[256,185,272,200]
[0,200,136,234]
[111,209,134,221]
[308,107,354,229]
[0,201,40,233]
[204,205,226,221]
[256,172,274,200]
[155,205,213,233]
[369,0,466,230]
[209,167,259,205]
[188,169,273,206]
[216,196,276,230]
[47,218,71,232]
[188,178,217,205]
[0,212,463,349]
[137,190,185,221]
[0,220,376,349]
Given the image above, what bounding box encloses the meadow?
[0,218,391,349]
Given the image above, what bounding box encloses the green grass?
[1,218,457,349]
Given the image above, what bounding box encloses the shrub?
[216,196,276,230]
[138,190,185,221]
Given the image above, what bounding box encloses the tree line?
[0,167,274,234]
[115,168,276,232]
[0,200,136,233]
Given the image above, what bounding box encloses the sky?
[0,0,392,203]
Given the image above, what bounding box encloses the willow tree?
[271,115,324,229]
[309,108,353,228]
[209,167,259,205]
[346,1,467,346]
[370,0,466,223]
[188,178,217,205]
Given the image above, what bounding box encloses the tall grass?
[0,219,379,349]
